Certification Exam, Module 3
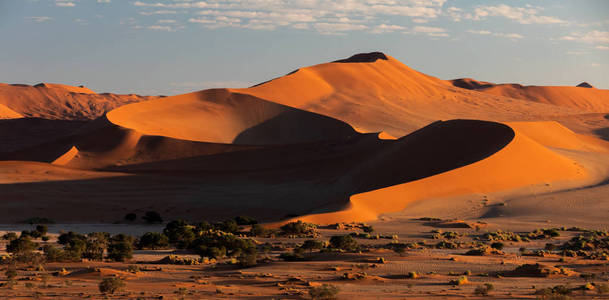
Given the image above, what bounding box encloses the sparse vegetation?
[280,220,319,237]
[449,276,469,286]
[309,283,339,300]
[474,283,494,296]
[138,232,169,249]
[329,235,358,251]
[99,277,125,294]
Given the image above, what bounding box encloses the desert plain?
[2,52,609,299]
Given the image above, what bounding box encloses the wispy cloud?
[596,45,609,50]
[467,29,523,40]
[463,4,565,25]
[139,10,178,16]
[561,30,609,44]
[26,16,53,23]
[55,0,75,7]
[412,26,448,37]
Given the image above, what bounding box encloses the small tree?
[138,232,169,249]
[99,277,125,294]
[107,234,134,262]
[251,224,270,237]
[142,211,163,224]
[6,236,38,254]
[301,239,325,252]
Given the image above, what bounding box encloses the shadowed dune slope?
[0,83,155,120]
[298,121,594,224]
[449,79,609,112]
[238,54,582,137]
[107,88,356,145]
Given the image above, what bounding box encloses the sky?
[0,0,608,95]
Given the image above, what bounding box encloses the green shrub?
[237,248,257,267]
[251,224,271,237]
[2,232,18,241]
[309,283,339,300]
[98,277,125,294]
[6,236,38,254]
[234,216,257,226]
[163,220,196,248]
[474,283,494,296]
[449,276,468,286]
[280,221,318,237]
[301,239,325,252]
[138,232,169,249]
[362,225,374,233]
[490,242,504,250]
[107,234,134,262]
[190,230,255,259]
[329,235,358,251]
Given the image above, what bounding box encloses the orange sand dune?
[0,83,155,120]
[297,120,608,224]
[0,160,127,184]
[238,53,581,137]
[107,88,356,145]
[449,78,609,112]
[0,103,21,119]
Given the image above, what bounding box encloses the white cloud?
[26,16,52,22]
[97,0,110,3]
[465,4,565,24]
[596,45,609,50]
[139,10,178,16]
[467,29,491,35]
[467,30,523,40]
[370,24,406,34]
[561,31,609,44]
[135,0,447,35]
[55,1,75,7]
[157,19,176,24]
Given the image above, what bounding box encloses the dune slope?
[0,83,155,120]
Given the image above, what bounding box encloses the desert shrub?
[138,232,169,249]
[545,243,557,251]
[301,239,325,252]
[6,236,38,254]
[124,213,137,222]
[362,225,374,233]
[190,230,255,259]
[234,216,257,226]
[449,276,469,286]
[43,245,68,262]
[237,248,257,267]
[251,224,271,237]
[142,211,163,224]
[279,251,307,261]
[474,283,494,296]
[484,230,523,242]
[35,225,48,236]
[99,277,125,294]
[2,232,18,241]
[535,285,572,299]
[84,232,110,260]
[107,234,134,262]
[215,219,240,234]
[433,231,461,239]
[329,235,358,251]
[163,220,196,248]
[490,242,504,250]
[309,283,339,300]
[528,228,561,239]
[436,241,459,249]
[280,221,319,237]
[406,271,419,279]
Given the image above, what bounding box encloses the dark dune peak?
[577,82,593,88]
[334,52,388,63]
[450,78,495,90]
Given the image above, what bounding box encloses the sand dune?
[299,120,598,224]
[239,54,583,137]
[0,83,155,120]
[107,88,356,145]
[2,52,609,224]
[450,78,609,112]
[0,103,21,119]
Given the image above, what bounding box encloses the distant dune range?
[1,52,609,223]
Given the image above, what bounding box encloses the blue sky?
[1,0,608,95]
